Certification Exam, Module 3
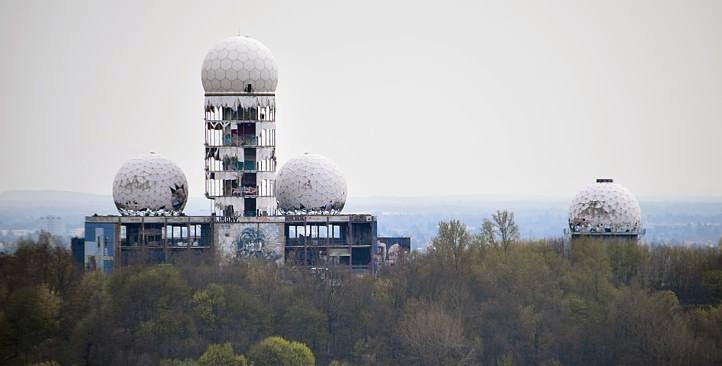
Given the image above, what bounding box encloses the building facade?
[83,214,377,272]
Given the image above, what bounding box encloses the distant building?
[39,215,65,236]
[565,178,645,241]
[71,237,85,268]
[84,214,376,272]
[84,35,384,273]
[377,236,411,265]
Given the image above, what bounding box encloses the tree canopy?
[1,224,721,365]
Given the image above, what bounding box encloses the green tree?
[160,359,198,366]
[688,304,722,364]
[701,270,722,304]
[1,285,60,364]
[247,336,315,366]
[604,288,693,365]
[192,283,270,347]
[606,241,648,286]
[71,265,198,365]
[26,361,60,366]
[198,343,248,366]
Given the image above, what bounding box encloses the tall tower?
[201,36,278,217]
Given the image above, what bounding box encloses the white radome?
[276,154,347,214]
[112,152,188,216]
[201,36,278,94]
[569,179,641,233]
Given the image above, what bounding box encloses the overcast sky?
[1,0,721,199]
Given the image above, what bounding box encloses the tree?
[432,220,472,272]
[701,270,722,304]
[480,220,498,248]
[0,235,79,297]
[2,235,722,365]
[604,289,693,365]
[80,265,198,364]
[198,343,248,366]
[191,283,270,347]
[397,301,474,366]
[479,210,519,250]
[247,336,315,366]
[160,359,198,366]
[606,241,648,286]
[1,285,60,364]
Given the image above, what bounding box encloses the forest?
[1,219,722,366]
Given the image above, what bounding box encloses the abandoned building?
[79,35,406,273]
[83,214,377,272]
[565,178,644,241]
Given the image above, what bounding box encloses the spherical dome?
[112,153,188,216]
[569,179,641,233]
[276,154,347,214]
[201,36,278,94]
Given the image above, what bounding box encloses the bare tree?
[432,220,472,272]
[479,210,519,250]
[480,220,498,249]
[397,301,474,366]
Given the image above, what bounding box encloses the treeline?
[1,226,722,365]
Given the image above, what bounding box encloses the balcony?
[213,159,256,172]
[241,186,258,197]
[221,135,258,147]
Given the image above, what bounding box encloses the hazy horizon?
[2,0,721,199]
[3,188,722,203]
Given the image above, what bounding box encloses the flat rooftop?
[85,214,376,224]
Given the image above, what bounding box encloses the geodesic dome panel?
[276,154,347,214]
[569,179,641,233]
[112,153,188,216]
[201,36,278,94]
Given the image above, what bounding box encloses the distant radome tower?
[202,36,278,217]
[567,178,643,241]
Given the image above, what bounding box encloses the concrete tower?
[201,36,278,217]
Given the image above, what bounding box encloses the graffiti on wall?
[170,184,187,211]
[217,223,284,264]
[236,227,282,261]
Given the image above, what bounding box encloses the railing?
[209,185,273,198]
[221,135,258,146]
[207,159,257,172]
[351,265,370,273]
[205,135,274,148]
[567,224,642,234]
[285,238,350,246]
[205,117,275,122]
[207,187,274,198]
[207,159,275,173]
[242,186,258,196]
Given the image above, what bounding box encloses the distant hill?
[0,190,109,204]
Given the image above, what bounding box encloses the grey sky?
[1,0,721,199]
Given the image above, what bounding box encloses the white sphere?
[112,153,188,216]
[276,154,347,214]
[201,36,278,94]
[569,179,641,232]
